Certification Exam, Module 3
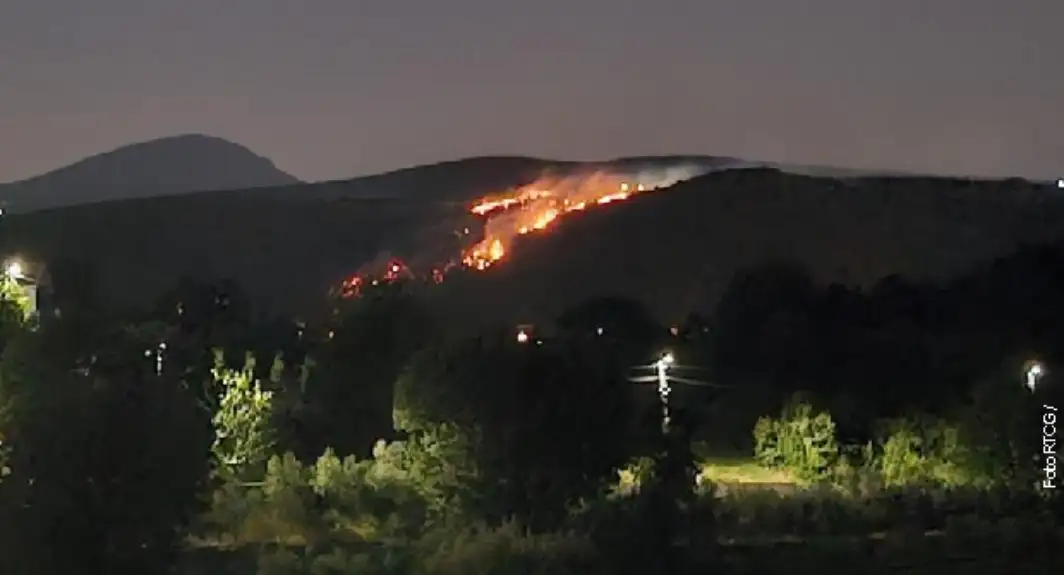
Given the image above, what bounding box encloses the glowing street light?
[1026,361,1045,392]
[629,352,729,435]
[5,261,22,280]
[655,352,674,432]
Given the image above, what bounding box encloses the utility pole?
[656,352,674,433]
[155,342,166,376]
[630,352,724,575]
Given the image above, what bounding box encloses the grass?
[697,456,796,485]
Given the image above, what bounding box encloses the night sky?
[2,0,1061,183]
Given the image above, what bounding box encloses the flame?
[336,164,709,298]
[461,171,663,271]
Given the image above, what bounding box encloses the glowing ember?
[336,165,708,298]
[461,172,658,271]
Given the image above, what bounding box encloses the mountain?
[4,157,1058,325]
[0,154,725,312]
[0,134,301,212]
[431,169,1064,328]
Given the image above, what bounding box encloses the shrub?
[877,417,971,487]
[609,456,656,498]
[753,395,839,482]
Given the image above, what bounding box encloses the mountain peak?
[0,134,301,212]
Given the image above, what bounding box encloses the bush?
[877,417,971,488]
[608,456,656,498]
[209,422,482,551]
[753,395,839,482]
[707,483,1057,540]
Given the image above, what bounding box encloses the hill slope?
[0,134,301,212]
[432,169,1064,327]
[5,161,1059,323]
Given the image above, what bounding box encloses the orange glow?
[338,169,683,298]
[460,173,656,272]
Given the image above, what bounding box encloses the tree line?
[0,240,1062,573]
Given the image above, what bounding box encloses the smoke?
[622,162,715,190]
[469,162,714,268]
[340,161,721,292]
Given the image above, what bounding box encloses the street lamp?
[156,342,166,376]
[629,352,719,434]
[655,352,674,432]
[1025,361,1045,392]
[5,261,22,280]
[144,341,167,376]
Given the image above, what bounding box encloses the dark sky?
[2,1,1062,183]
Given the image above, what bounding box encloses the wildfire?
[470,188,554,216]
[338,258,414,298]
[462,238,505,270]
[335,166,706,299]
[461,171,660,271]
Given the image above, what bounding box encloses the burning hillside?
[336,164,710,297]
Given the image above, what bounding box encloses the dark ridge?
[0,134,301,212]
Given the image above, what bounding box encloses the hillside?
[0,134,301,212]
[431,169,1064,328]
[0,155,734,316]
[0,154,626,312]
[5,160,1060,323]
[1,193,472,315]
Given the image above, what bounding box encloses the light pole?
[144,341,167,376]
[629,351,728,563]
[156,342,166,376]
[630,351,727,434]
[1025,361,1045,392]
[656,352,674,432]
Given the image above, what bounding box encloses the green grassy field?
[697,456,796,485]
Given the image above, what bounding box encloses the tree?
[211,350,277,482]
[371,422,481,521]
[395,330,636,527]
[0,275,30,350]
[955,364,1045,489]
[0,336,211,575]
[302,282,435,458]
[708,262,818,385]
[557,295,664,347]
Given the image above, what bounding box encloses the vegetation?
[1,236,1063,574]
